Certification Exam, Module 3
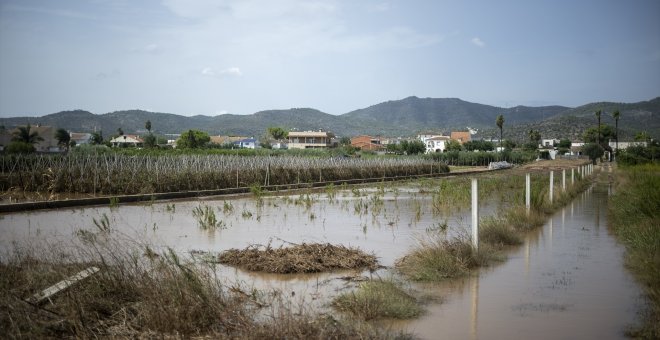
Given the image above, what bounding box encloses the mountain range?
[1,96,658,142]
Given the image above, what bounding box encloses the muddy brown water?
[393,183,643,339]
[0,180,643,338]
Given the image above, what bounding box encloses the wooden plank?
[27,266,100,305]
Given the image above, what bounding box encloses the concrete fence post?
[562,169,566,192]
[571,168,574,185]
[549,171,554,204]
[525,173,531,214]
[471,178,479,251]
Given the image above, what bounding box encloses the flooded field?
[396,183,644,339]
[0,173,644,338]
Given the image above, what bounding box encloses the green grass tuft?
[332,280,423,320]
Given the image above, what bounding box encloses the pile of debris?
[488,161,513,170]
[218,243,379,274]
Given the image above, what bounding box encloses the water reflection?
[397,183,643,339]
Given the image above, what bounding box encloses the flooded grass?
[608,164,660,338]
[397,161,593,282]
[192,204,225,230]
[396,235,501,281]
[0,239,410,339]
[218,242,379,274]
[479,216,523,247]
[333,280,424,320]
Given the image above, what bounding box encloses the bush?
[5,141,36,154]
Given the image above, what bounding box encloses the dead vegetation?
[218,242,379,274]
[0,239,407,339]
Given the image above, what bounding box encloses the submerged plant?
[192,204,225,230]
[93,213,111,232]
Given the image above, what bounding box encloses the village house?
[210,136,247,146]
[70,132,92,146]
[425,136,451,153]
[110,135,144,147]
[234,138,257,149]
[0,125,61,152]
[541,138,559,148]
[350,135,386,151]
[288,130,335,149]
[450,131,472,144]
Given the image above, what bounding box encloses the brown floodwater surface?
[0,180,643,338]
[394,184,643,339]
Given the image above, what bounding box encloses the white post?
[549,171,554,204]
[562,169,566,192]
[525,173,531,214]
[571,168,574,185]
[471,178,479,250]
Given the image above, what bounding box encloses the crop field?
[0,153,449,195]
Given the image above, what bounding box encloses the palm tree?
[11,124,44,145]
[612,110,620,158]
[55,128,71,151]
[595,109,602,146]
[496,114,504,152]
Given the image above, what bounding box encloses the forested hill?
[0,97,657,140]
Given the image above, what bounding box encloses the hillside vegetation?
[1,96,658,140]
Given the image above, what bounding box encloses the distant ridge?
[1,97,658,141]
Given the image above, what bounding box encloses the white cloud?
[201,67,242,77]
[471,37,485,47]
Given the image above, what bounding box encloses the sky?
[0,0,659,117]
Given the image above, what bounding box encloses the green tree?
[635,131,650,142]
[267,127,288,140]
[55,128,71,151]
[145,120,152,134]
[177,129,210,149]
[12,124,44,145]
[612,110,620,155]
[445,139,463,152]
[339,136,351,146]
[496,114,504,150]
[502,139,517,151]
[582,125,615,144]
[90,131,103,145]
[557,138,571,155]
[583,143,604,164]
[117,127,124,136]
[464,140,494,152]
[143,134,157,148]
[528,129,541,144]
[6,141,36,153]
[404,139,427,155]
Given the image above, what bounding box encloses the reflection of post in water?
[548,218,553,250]
[562,208,565,237]
[470,275,479,340]
[595,189,600,235]
[525,239,530,277]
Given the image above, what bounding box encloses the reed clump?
[479,216,523,247]
[396,235,500,281]
[332,280,423,320]
[218,242,379,274]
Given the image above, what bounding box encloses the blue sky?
[1,0,658,117]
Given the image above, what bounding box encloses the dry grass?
[218,242,379,274]
[396,234,501,281]
[332,280,423,320]
[0,237,406,339]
